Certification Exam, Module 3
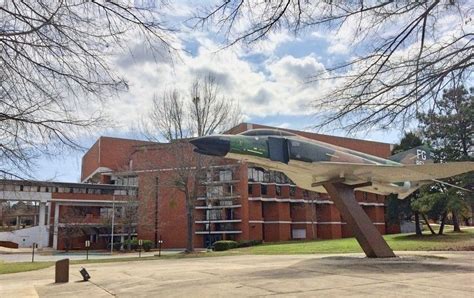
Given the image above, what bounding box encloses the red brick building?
[0,123,395,250]
[80,123,393,249]
[0,180,135,250]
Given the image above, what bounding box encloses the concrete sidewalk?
[1,251,473,297]
[0,250,182,263]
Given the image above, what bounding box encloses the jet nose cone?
[190,136,230,157]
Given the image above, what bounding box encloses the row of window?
[248,184,298,196]
[0,184,136,196]
[205,170,234,182]
[113,176,138,187]
[205,184,236,198]
[248,168,294,184]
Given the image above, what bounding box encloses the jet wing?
[288,161,474,183]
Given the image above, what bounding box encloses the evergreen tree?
[386,132,423,235]
[416,86,473,233]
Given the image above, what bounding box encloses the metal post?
[323,183,396,258]
[207,203,212,250]
[155,177,159,248]
[158,237,163,257]
[110,194,115,255]
[85,240,90,260]
[138,239,143,258]
[31,243,36,262]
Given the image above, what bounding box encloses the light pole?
[85,240,90,260]
[207,202,212,250]
[31,243,38,262]
[138,239,143,258]
[110,194,115,255]
[158,236,163,257]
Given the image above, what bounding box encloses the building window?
[303,190,309,198]
[276,185,281,196]
[248,167,264,182]
[100,207,115,219]
[219,170,232,181]
[263,171,270,183]
[248,184,253,195]
[207,186,223,198]
[290,186,296,197]
[261,184,268,195]
[115,176,138,186]
[225,184,233,195]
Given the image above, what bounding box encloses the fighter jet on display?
[190,129,474,199]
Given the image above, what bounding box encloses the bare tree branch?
[194,0,472,132]
[1,0,176,178]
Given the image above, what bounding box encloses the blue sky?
[31,4,414,182]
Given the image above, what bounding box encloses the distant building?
[0,123,395,250]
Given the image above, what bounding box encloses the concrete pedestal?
[323,183,396,258]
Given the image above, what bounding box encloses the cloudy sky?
[34,1,419,182]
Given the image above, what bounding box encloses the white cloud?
[103,33,328,129]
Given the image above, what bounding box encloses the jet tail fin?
[389,146,435,165]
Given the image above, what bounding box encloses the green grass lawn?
[0,260,54,275]
[239,229,474,255]
[1,229,472,275]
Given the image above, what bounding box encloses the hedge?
[213,240,238,251]
[119,239,154,252]
[237,240,262,248]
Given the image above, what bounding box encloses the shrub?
[237,240,263,248]
[122,239,153,251]
[213,240,238,251]
[107,242,123,250]
[123,239,138,250]
[142,240,153,252]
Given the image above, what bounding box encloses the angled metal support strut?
[323,183,396,258]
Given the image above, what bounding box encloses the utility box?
[55,259,69,283]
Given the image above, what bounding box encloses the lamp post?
[110,194,115,255]
[207,202,212,251]
[85,240,90,260]
[31,242,38,262]
[138,239,143,258]
[158,236,163,257]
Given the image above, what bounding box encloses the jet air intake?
[268,137,290,164]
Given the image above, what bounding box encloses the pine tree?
[417,86,473,233]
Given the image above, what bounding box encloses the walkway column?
[323,183,396,258]
[39,202,46,226]
[53,203,60,250]
[38,202,46,248]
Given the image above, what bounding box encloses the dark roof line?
[240,122,393,146]
[0,179,136,190]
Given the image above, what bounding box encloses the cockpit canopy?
[239,129,297,137]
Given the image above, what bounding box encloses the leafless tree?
[194,1,473,132]
[145,74,241,141]
[0,0,176,178]
[144,73,241,252]
[59,207,87,251]
[120,192,139,251]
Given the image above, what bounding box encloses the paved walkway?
[0,250,182,263]
[1,251,473,297]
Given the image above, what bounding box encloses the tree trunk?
[438,211,447,235]
[452,212,461,232]
[185,195,194,253]
[127,225,132,251]
[421,213,436,235]
[414,212,422,236]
